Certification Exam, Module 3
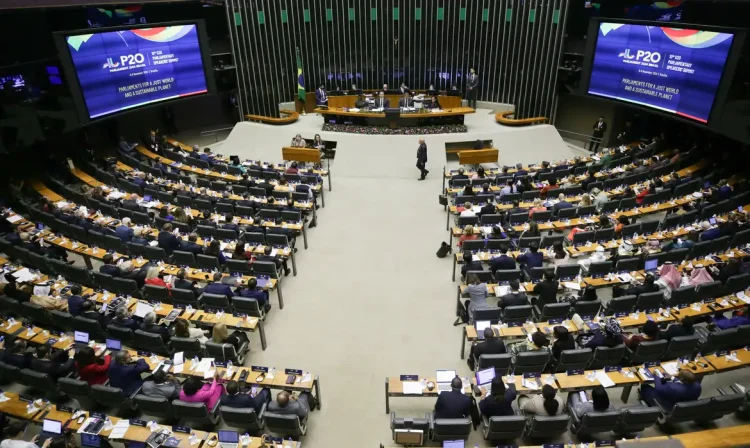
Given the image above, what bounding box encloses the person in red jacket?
[74,346,111,385]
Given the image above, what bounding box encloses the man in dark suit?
[468,327,507,370]
[315,85,327,107]
[416,138,428,181]
[99,254,121,277]
[434,377,471,419]
[115,217,134,243]
[478,199,495,217]
[532,271,559,308]
[552,193,574,215]
[466,68,479,109]
[200,148,215,164]
[109,351,150,396]
[30,345,74,379]
[81,300,105,328]
[588,116,607,152]
[489,245,517,276]
[220,380,270,413]
[66,284,87,316]
[450,168,469,185]
[498,280,529,308]
[398,92,414,108]
[660,316,695,341]
[140,312,171,343]
[1,340,31,368]
[237,278,270,310]
[255,246,290,277]
[144,129,159,150]
[203,272,236,297]
[375,92,390,109]
[173,269,201,295]
[158,223,181,255]
[121,194,141,212]
[461,252,484,279]
[180,233,203,256]
[639,369,701,411]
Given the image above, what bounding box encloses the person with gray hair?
[141,369,181,400]
[115,216,134,243]
[108,350,149,396]
[140,311,171,343]
[110,306,139,330]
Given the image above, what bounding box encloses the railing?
[199,126,236,144]
[557,128,596,151]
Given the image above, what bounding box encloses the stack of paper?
[109,420,130,439]
[661,362,679,376]
[6,215,23,224]
[402,382,423,395]
[596,371,615,388]
[12,268,36,283]
[133,302,155,318]
[195,358,214,372]
[522,378,539,390]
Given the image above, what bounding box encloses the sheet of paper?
[203,369,215,379]
[495,285,510,297]
[737,292,750,304]
[0,394,9,403]
[174,352,184,366]
[563,282,581,291]
[12,268,36,283]
[195,358,215,372]
[6,215,23,224]
[271,248,279,257]
[133,302,154,318]
[596,370,616,388]
[522,379,539,390]
[109,420,130,439]
[661,362,679,376]
[173,364,184,374]
[402,381,423,395]
[638,368,654,382]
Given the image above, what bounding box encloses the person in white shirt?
[1,422,52,448]
[460,202,476,218]
[500,179,517,196]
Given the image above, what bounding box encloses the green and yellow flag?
[296,48,305,102]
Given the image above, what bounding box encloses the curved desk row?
[315,106,474,128]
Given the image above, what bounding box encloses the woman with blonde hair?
[173,207,191,225]
[578,193,593,208]
[458,225,478,248]
[211,323,249,352]
[144,265,169,288]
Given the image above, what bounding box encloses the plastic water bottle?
[226,360,233,370]
[283,437,292,448]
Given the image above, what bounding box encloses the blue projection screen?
[588,23,734,123]
[65,24,209,120]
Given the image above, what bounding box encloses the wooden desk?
[705,348,750,373]
[135,145,242,182]
[458,149,499,165]
[672,425,750,448]
[327,93,461,109]
[282,146,321,164]
[554,369,640,391]
[0,392,47,419]
[315,106,474,128]
[204,433,301,448]
[385,375,473,413]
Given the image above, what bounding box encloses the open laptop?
[105,339,121,351]
[475,367,495,391]
[443,441,465,448]
[475,320,491,340]
[39,419,63,443]
[217,430,239,448]
[644,258,658,274]
[74,331,90,347]
[436,370,457,393]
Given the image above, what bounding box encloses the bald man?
[267,391,311,419]
[416,137,428,180]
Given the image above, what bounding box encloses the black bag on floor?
[436,241,452,258]
[439,194,448,206]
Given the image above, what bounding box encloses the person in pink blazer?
[179,372,224,410]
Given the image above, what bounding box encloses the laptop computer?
[217,430,239,448]
[105,339,121,351]
[475,321,491,340]
[443,441,465,448]
[74,331,89,346]
[436,370,457,393]
[39,419,63,443]
[475,368,496,388]
[81,434,101,448]
[644,258,658,273]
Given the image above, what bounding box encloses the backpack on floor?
[436,241,452,258]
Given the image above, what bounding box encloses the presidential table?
[315,106,475,128]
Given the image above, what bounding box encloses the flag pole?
[296,47,307,116]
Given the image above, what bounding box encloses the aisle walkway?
[247,175,467,445]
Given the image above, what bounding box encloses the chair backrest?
[173,400,211,420]
[539,302,571,320]
[588,261,613,277]
[703,328,738,354]
[576,411,620,434]
[486,415,526,440]
[134,395,174,418]
[630,339,667,364]
[620,223,641,239]
[616,407,661,434]
[112,278,141,298]
[606,295,636,314]
[525,414,570,439]
[669,286,696,307]
[668,399,712,423]
[253,260,279,278]
[92,271,115,291]
[594,227,614,242]
[144,246,168,261]
[725,273,750,295]
[662,335,700,361]
[171,288,199,307]
[502,305,533,322]
[590,345,626,369]
[71,316,103,339]
[19,369,55,392]
[696,281,722,302]
[494,269,521,283]
[201,293,232,312]
[90,384,125,407]
[462,240,485,252]
[133,330,171,355]
[57,377,90,398]
[205,342,240,362]
[430,417,471,441]
[264,413,305,437]
[197,254,220,271]
[244,232,266,245]
[144,284,171,303]
[169,337,204,358]
[472,307,502,323]
[572,231,595,245]
[106,325,134,343]
[707,394,744,420]
[555,264,580,280]
[173,250,197,267]
[573,300,601,319]
[556,348,593,372]
[458,216,478,227]
[513,351,551,374]
[477,354,512,376]
[518,236,541,248]
[220,406,261,430]
[636,291,664,311]
[227,259,251,274]
[49,310,74,331]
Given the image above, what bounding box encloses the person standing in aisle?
[467,68,479,109]
[416,138,428,181]
[588,116,607,152]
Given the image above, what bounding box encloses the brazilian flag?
[296,48,305,103]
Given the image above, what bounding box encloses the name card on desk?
[596,441,616,447]
[400,375,418,381]
[129,419,147,427]
[91,412,106,420]
[45,339,58,346]
[644,361,660,368]
[717,350,730,357]
[497,445,519,448]
[173,303,186,309]
[232,312,247,318]
[213,361,227,368]
[507,321,523,327]
[523,372,540,379]
[645,308,659,314]
[677,303,689,309]
[614,312,629,318]
[172,426,191,434]
[566,369,584,376]
[548,318,564,324]
[285,368,303,376]
[251,366,268,373]
[592,273,606,279]
[604,366,621,373]
[542,444,564,448]
[137,351,150,357]
[58,406,74,413]
[18,395,33,403]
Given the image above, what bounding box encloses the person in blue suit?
[237,277,270,309]
[315,85,328,106]
[200,147,215,163]
[433,377,471,419]
[115,217,134,243]
[108,351,150,396]
[489,243,517,275]
[203,272,235,297]
[639,368,701,411]
[180,233,203,256]
[99,253,121,277]
[66,284,88,316]
[220,380,270,413]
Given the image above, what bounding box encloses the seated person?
[30,284,68,311]
[498,280,529,308]
[81,300,105,328]
[2,340,31,368]
[509,331,550,358]
[211,323,249,353]
[237,278,270,310]
[478,376,517,418]
[568,385,613,423]
[204,272,235,297]
[1,421,55,448]
[468,327,506,371]
[141,369,181,400]
[99,253,121,277]
[108,306,140,330]
[255,245,291,277]
[578,317,623,349]
[625,273,660,297]
[712,306,750,330]
[461,252,483,279]
[181,233,203,256]
[518,384,563,415]
[174,318,208,346]
[30,345,74,380]
[108,351,149,396]
[457,225,478,248]
[66,284,87,316]
[660,316,695,341]
[173,269,202,296]
[268,390,314,420]
[551,325,575,359]
[220,380,271,413]
[179,373,225,411]
[1,274,31,302]
[621,320,659,350]
[517,242,544,269]
[489,244,517,275]
[74,346,111,385]
[640,368,701,411]
[532,271,559,308]
[434,377,470,419]
[144,265,170,289]
[140,312,171,343]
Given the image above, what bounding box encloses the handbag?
[436,241,452,258]
[438,194,448,206]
